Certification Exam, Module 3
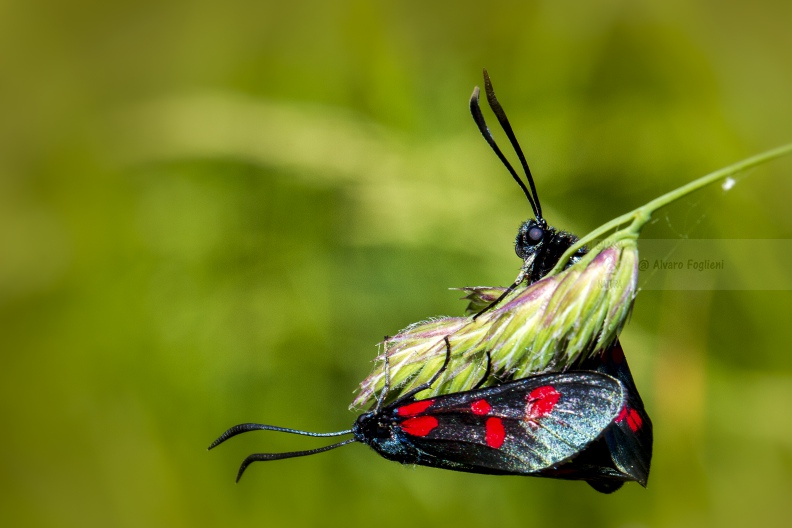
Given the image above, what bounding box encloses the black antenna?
[208,423,353,450]
[208,423,356,481]
[481,69,543,221]
[470,87,538,217]
[470,69,544,221]
[235,439,357,482]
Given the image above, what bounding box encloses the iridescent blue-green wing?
[386,371,625,474]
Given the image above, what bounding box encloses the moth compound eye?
[527,226,544,244]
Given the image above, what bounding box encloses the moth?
[209,337,627,485]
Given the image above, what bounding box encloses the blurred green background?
[2,1,791,527]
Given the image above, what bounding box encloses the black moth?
[209,337,628,485]
[467,69,652,492]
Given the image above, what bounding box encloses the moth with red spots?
[466,70,653,492]
[209,337,627,484]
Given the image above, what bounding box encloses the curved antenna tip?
[478,69,543,220]
[470,86,481,106]
[469,73,538,217]
[236,459,252,483]
[231,438,357,482]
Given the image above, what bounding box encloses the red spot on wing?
[470,399,491,415]
[627,412,642,432]
[400,416,438,437]
[485,417,506,448]
[397,399,435,417]
[616,406,643,432]
[526,385,561,420]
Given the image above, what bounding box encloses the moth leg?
[397,335,452,401]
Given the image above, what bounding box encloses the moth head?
[515,218,552,260]
[353,411,393,444]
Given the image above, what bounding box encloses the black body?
[515,219,588,285]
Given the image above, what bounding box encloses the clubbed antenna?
[469,69,544,222]
[235,439,357,482]
[208,423,356,482]
[208,423,353,450]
